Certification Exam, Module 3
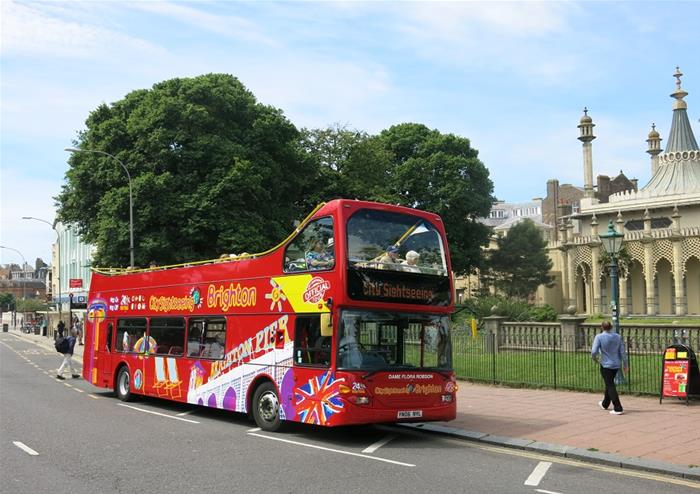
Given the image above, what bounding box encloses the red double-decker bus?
[84,199,456,431]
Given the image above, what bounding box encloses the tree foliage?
[57,75,493,274]
[301,123,494,275]
[57,74,314,267]
[487,219,554,299]
[0,293,16,311]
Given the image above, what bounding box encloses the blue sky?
[1,0,699,266]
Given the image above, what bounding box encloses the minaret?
[646,123,662,175]
[577,107,596,199]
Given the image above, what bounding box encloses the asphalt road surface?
[1,332,698,494]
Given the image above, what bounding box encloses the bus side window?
[106,323,113,352]
[293,315,328,367]
[187,320,204,357]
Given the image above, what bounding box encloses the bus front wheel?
[252,382,283,432]
[116,367,132,402]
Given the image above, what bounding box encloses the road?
[1,332,698,494]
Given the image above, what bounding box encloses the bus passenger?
[306,238,334,270]
[377,245,401,269]
[401,250,421,273]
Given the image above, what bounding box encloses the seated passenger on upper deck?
[401,250,421,273]
[305,237,335,270]
[377,245,401,270]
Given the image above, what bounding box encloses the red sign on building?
[69,278,83,288]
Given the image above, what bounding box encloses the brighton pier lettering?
[210,315,289,379]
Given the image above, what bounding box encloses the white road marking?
[176,409,196,416]
[72,388,84,393]
[247,427,261,432]
[13,441,39,456]
[525,461,552,486]
[117,404,200,423]
[535,489,563,494]
[362,434,397,453]
[248,432,415,467]
[88,395,99,400]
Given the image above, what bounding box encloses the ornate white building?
[548,68,700,316]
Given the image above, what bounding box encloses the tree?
[16,298,47,313]
[376,124,494,276]
[298,124,394,208]
[57,74,315,267]
[488,219,554,299]
[302,123,494,275]
[0,293,16,312]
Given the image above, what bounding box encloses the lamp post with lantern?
[599,220,625,333]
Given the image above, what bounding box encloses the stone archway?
[656,258,674,315]
[627,260,646,315]
[576,263,591,314]
[687,257,700,315]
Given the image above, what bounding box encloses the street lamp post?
[22,217,62,323]
[599,220,625,333]
[65,147,134,268]
[0,245,27,301]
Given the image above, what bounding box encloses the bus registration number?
[397,410,423,419]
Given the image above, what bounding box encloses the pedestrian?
[56,320,66,339]
[56,328,80,380]
[76,318,84,345]
[591,321,628,415]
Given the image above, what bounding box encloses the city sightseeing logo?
[303,277,330,304]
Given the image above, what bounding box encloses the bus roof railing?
[91,202,327,276]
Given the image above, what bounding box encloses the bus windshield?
[337,310,452,372]
[346,209,448,276]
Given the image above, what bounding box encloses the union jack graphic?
[295,371,345,425]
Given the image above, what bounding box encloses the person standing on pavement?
[57,328,80,380]
[591,321,628,415]
[56,320,66,339]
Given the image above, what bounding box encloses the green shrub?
[528,305,558,322]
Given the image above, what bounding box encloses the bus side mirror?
[320,313,333,337]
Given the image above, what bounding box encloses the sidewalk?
[6,327,699,480]
[407,380,700,480]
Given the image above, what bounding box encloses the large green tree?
[300,123,494,275]
[488,219,554,299]
[299,124,394,208]
[376,123,494,275]
[58,74,315,267]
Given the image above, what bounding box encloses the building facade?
[548,68,700,316]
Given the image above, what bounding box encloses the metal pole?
[610,257,619,334]
[0,245,27,301]
[21,217,61,323]
[65,148,134,267]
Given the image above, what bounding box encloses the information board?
[662,358,689,398]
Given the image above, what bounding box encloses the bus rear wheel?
[116,367,132,402]
[252,382,284,432]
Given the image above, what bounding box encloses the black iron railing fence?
[451,328,699,395]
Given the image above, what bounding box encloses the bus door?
[115,318,149,395]
[97,318,115,386]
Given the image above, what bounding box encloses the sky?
[1,0,699,267]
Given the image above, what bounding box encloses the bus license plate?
[397,410,422,419]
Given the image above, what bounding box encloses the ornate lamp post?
[599,220,625,333]
[65,147,135,268]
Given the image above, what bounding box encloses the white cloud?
[129,1,280,47]
[1,0,162,58]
